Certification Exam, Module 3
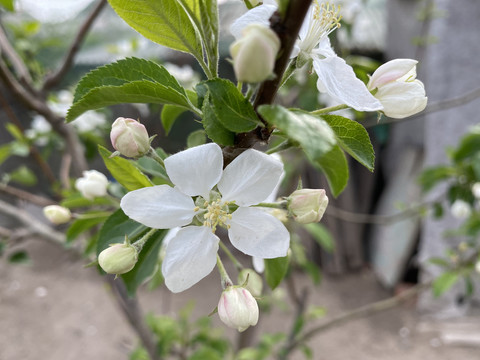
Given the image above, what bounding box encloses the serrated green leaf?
[313,145,349,197]
[187,129,207,148]
[304,223,335,253]
[99,145,153,191]
[433,271,459,297]
[259,105,348,196]
[68,58,193,122]
[107,0,203,58]
[264,255,289,290]
[321,114,375,172]
[201,79,261,132]
[202,94,235,145]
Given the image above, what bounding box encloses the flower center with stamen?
[300,1,342,54]
[202,199,232,232]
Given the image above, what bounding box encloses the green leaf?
[8,250,30,264]
[66,212,110,243]
[321,114,375,172]
[428,257,450,268]
[304,223,335,253]
[8,165,37,186]
[60,193,113,209]
[161,105,187,135]
[314,144,349,197]
[201,79,261,132]
[97,209,147,256]
[107,0,203,58]
[418,166,455,192]
[0,143,11,165]
[67,58,192,122]
[264,256,289,290]
[433,271,459,297]
[160,90,197,135]
[98,145,153,191]
[122,229,167,295]
[187,129,207,148]
[0,0,14,12]
[201,93,235,145]
[452,126,480,163]
[258,105,348,196]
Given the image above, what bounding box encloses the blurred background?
[1,0,480,359]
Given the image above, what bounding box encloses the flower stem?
[219,241,243,271]
[74,211,112,220]
[216,254,233,289]
[310,104,349,115]
[254,201,287,209]
[132,228,158,252]
[237,81,243,92]
[146,147,165,167]
[279,59,297,88]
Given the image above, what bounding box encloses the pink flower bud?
[218,286,259,332]
[75,170,109,200]
[367,59,427,119]
[98,243,138,275]
[230,24,280,83]
[110,117,150,158]
[288,189,329,224]
[43,205,71,225]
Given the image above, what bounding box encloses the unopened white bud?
[450,199,472,219]
[43,205,71,225]
[75,170,109,200]
[98,243,138,275]
[368,59,427,119]
[288,188,329,224]
[230,24,280,83]
[218,286,259,332]
[110,117,150,158]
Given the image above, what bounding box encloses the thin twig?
[0,184,55,207]
[60,153,72,190]
[42,0,108,91]
[279,282,431,358]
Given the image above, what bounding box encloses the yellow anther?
[194,206,200,212]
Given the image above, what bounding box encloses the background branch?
[42,0,108,91]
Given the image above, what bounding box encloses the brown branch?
[106,276,160,360]
[0,183,55,207]
[0,57,88,174]
[0,89,58,185]
[42,0,108,91]
[223,0,313,164]
[279,282,431,358]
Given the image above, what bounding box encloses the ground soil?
[1,237,479,360]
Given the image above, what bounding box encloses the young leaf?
[66,213,110,243]
[67,58,193,122]
[161,90,198,135]
[0,0,14,12]
[432,271,459,297]
[98,145,153,191]
[201,94,235,145]
[200,79,262,133]
[452,126,480,163]
[264,255,290,290]
[108,0,203,58]
[321,114,375,172]
[304,223,335,253]
[418,166,455,192]
[258,105,348,196]
[187,129,207,148]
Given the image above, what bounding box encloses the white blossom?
[120,143,290,293]
[230,1,383,112]
[450,200,472,219]
[75,170,109,200]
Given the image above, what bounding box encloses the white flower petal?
[218,149,283,206]
[164,143,223,198]
[312,50,383,112]
[120,185,195,229]
[368,59,418,90]
[161,226,219,293]
[376,80,427,119]
[230,3,277,39]
[228,207,289,258]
